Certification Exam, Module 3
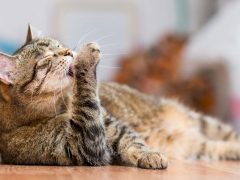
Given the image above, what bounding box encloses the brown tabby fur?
[0,26,240,169]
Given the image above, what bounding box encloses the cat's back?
[99,82,160,120]
[99,82,195,132]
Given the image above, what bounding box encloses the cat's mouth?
[67,65,73,77]
[67,51,76,77]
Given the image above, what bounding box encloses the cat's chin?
[67,65,74,77]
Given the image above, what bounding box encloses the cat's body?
[100,82,240,160]
[0,26,239,169]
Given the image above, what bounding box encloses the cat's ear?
[26,24,34,43]
[0,53,16,85]
[26,24,44,44]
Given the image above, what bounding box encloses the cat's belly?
[99,82,204,160]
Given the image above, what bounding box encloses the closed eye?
[37,54,53,69]
[40,54,54,60]
[36,61,51,70]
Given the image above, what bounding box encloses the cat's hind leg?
[198,140,240,160]
[189,112,240,142]
[189,113,240,160]
[103,111,168,169]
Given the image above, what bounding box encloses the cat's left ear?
[0,53,17,85]
[26,24,44,44]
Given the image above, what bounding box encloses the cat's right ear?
[0,53,16,85]
[26,24,34,43]
[26,24,44,44]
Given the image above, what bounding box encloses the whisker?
[30,75,47,101]
[99,43,119,48]
[39,71,57,95]
[101,59,115,61]
[101,53,128,56]
[53,76,60,116]
[98,65,122,69]
[64,73,74,88]
[20,73,46,94]
[58,35,72,41]
[95,33,115,43]
[60,78,68,108]
[21,84,34,94]
[73,28,98,51]
[11,64,52,77]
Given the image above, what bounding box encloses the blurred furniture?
[114,34,231,121]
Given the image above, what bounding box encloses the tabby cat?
[0,25,240,169]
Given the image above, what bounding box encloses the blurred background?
[1,0,240,130]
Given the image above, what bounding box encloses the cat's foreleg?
[71,42,110,165]
[0,43,110,166]
[103,112,168,169]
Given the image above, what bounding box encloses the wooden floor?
[1,161,240,180]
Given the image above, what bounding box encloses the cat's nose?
[65,49,73,57]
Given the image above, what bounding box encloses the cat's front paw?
[137,151,168,169]
[74,42,101,68]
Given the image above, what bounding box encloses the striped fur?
[100,83,240,161]
[0,36,168,169]
[0,30,240,169]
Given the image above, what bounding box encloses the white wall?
[0,0,178,81]
[0,0,176,48]
[0,0,57,42]
[186,0,240,97]
[0,0,223,81]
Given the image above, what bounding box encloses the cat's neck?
[0,91,71,132]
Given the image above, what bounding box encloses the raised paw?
[75,42,102,67]
[136,151,168,169]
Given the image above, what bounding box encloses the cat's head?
[0,25,76,101]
